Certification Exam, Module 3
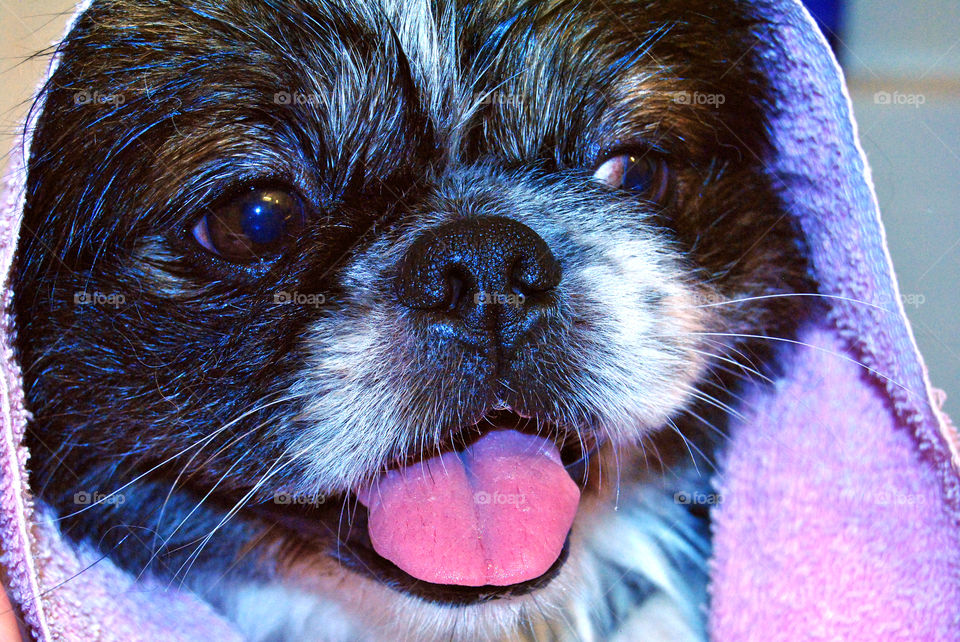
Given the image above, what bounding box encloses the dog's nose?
[395,216,561,351]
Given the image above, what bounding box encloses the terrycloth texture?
[0,1,957,641]
[709,2,960,640]
[711,328,960,639]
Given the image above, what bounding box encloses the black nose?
[395,216,561,351]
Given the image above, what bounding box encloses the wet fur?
[13,0,814,639]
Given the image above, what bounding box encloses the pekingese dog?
[13,0,814,639]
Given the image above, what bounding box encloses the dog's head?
[14,0,812,638]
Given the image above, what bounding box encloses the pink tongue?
[357,429,580,586]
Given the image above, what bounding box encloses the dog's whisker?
[140,449,254,581]
[665,418,701,476]
[687,348,770,385]
[611,438,623,511]
[149,414,280,566]
[172,442,314,587]
[57,411,255,521]
[150,397,301,551]
[678,405,731,443]
[336,492,350,572]
[573,425,591,487]
[682,387,746,422]
[698,336,770,382]
[681,331,915,394]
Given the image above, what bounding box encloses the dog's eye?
[593,154,670,201]
[191,187,307,262]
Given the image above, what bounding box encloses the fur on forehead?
[24,0,769,247]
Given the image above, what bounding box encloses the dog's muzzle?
[346,216,580,588]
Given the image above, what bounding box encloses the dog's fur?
[13,0,815,639]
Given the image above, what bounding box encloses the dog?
[13,0,815,639]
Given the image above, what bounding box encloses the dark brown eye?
[593,154,671,202]
[191,187,307,262]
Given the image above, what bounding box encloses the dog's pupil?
[622,156,655,192]
[203,187,306,261]
[240,191,290,244]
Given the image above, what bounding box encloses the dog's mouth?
[253,410,594,605]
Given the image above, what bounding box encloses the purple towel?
[1,1,957,640]
[709,2,960,639]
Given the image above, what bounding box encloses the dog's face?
[14,0,813,638]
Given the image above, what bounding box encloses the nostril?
[511,249,562,296]
[508,262,536,299]
[444,268,470,312]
